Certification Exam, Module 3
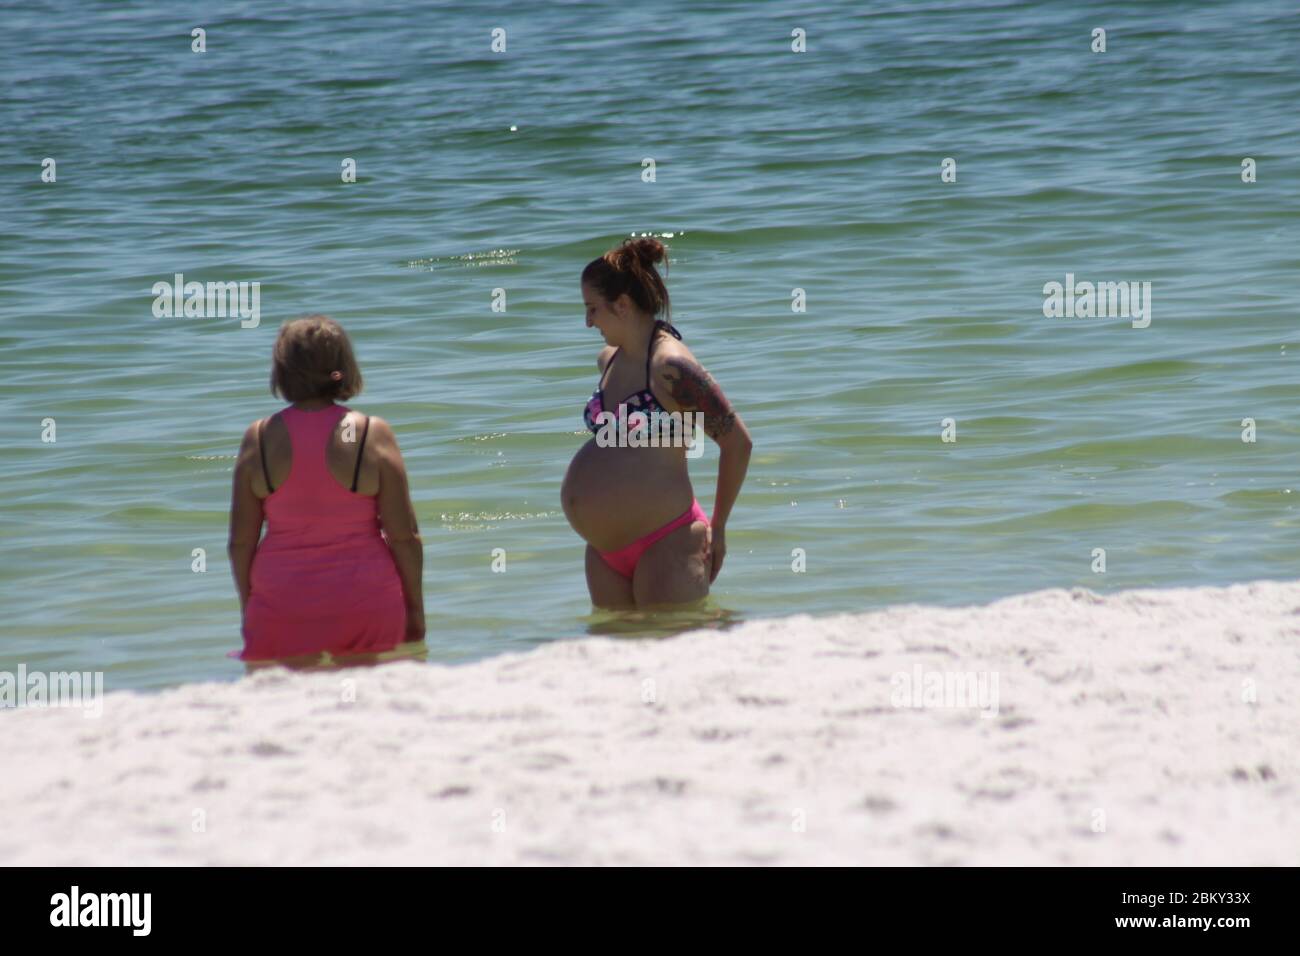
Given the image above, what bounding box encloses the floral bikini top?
[583,320,682,434]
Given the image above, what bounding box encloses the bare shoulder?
[361,414,406,458]
[257,411,287,442]
[336,409,372,438]
[653,333,695,366]
[649,336,705,392]
[356,413,390,439]
[597,345,617,372]
[233,419,266,483]
[235,419,263,459]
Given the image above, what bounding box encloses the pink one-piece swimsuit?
[239,404,407,660]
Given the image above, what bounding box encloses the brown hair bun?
[581,237,672,320]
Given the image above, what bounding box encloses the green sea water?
[2,1,1297,690]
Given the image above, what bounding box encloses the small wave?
[403,249,521,270]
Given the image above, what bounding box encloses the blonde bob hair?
[269,315,364,402]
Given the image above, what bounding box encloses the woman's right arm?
[227,422,266,614]
[371,417,425,642]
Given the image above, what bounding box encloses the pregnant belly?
[562,439,693,552]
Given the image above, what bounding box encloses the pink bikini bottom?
[598,499,710,580]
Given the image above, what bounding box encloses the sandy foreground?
[3,580,1298,866]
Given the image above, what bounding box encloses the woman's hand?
[709,524,726,583]
[404,605,426,643]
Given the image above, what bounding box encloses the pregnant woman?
[227,315,424,661]
[562,238,752,608]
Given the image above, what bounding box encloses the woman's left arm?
[662,356,753,582]
[227,422,266,613]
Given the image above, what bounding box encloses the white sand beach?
[3,579,1297,866]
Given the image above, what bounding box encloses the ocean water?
[2,1,1297,691]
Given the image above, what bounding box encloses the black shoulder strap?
[645,320,683,386]
[598,347,620,389]
[350,415,370,492]
[258,418,275,493]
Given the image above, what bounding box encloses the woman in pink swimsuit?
[562,238,753,608]
[228,315,424,660]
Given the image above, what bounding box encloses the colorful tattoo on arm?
[664,357,736,439]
